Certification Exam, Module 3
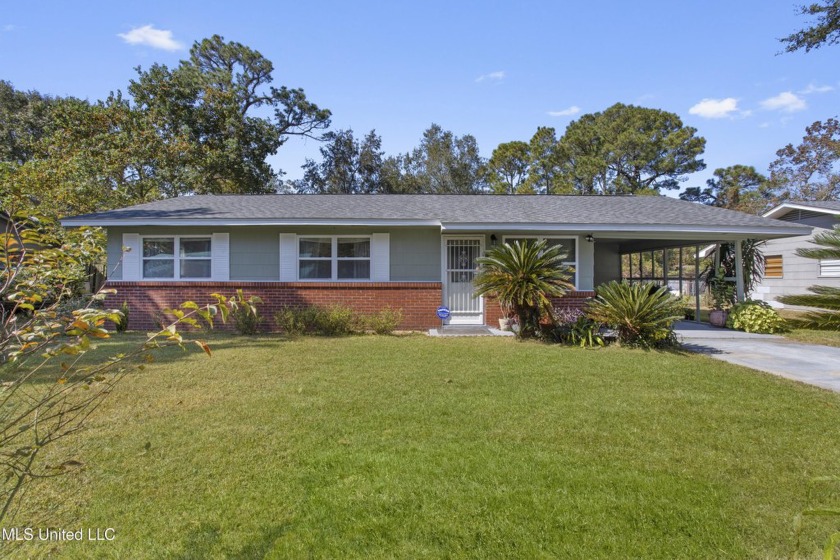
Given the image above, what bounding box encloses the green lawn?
[9,334,840,559]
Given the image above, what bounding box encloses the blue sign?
[436,306,451,320]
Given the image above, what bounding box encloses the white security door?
[443,237,484,325]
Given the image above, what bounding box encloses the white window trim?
[819,259,840,278]
[297,235,373,282]
[141,235,213,281]
[502,235,578,289]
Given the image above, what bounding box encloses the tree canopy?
[770,118,840,201]
[129,34,331,195]
[680,165,777,214]
[294,129,385,194]
[486,141,531,194]
[555,103,706,195]
[780,0,840,53]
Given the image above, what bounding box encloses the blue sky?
[1,1,838,193]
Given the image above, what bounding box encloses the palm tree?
[778,224,840,330]
[474,240,574,339]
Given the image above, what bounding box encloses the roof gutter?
[60,218,444,228]
[440,222,811,236]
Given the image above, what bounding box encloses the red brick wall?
[484,291,597,327]
[105,281,443,331]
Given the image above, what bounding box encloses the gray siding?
[106,226,441,282]
[594,243,621,287]
[753,214,840,307]
[105,226,601,288]
[389,228,440,281]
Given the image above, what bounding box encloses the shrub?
[316,305,356,336]
[726,300,788,333]
[474,240,574,339]
[114,301,130,333]
[274,306,316,337]
[274,304,361,336]
[363,307,403,335]
[231,294,262,335]
[586,281,684,348]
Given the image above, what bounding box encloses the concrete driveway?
[676,321,840,392]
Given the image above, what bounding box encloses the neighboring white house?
[753,201,840,308]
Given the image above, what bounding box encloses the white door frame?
[441,235,485,325]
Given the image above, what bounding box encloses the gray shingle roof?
[62,194,806,232]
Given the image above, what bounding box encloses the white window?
[820,259,840,277]
[298,236,371,280]
[142,236,212,279]
[503,236,577,287]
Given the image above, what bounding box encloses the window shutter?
[279,233,297,281]
[371,233,390,281]
[122,233,141,281]
[211,233,230,281]
[765,255,783,278]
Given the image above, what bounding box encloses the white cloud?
[118,25,183,51]
[2,24,14,32]
[799,83,834,95]
[475,71,505,83]
[760,91,807,112]
[547,106,581,117]
[688,97,740,119]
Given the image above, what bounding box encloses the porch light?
[585,234,595,243]
[490,234,498,246]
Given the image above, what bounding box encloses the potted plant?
[708,268,735,327]
[498,302,515,331]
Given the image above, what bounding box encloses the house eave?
[763,202,840,219]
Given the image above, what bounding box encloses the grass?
[776,309,840,348]
[8,333,840,559]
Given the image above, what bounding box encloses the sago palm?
[778,224,840,330]
[474,240,574,339]
[586,281,684,347]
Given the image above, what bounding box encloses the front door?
[443,237,484,325]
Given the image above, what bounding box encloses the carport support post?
[694,246,701,323]
[734,240,745,303]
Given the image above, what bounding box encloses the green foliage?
[770,118,840,201]
[294,129,385,194]
[552,315,605,348]
[129,35,331,195]
[726,301,788,334]
[274,305,404,336]
[474,240,574,339]
[273,306,316,337]
[487,140,531,194]
[362,307,404,335]
[230,290,263,335]
[708,268,736,311]
[114,301,130,333]
[556,103,706,194]
[317,305,356,336]
[586,281,684,348]
[526,126,568,194]
[378,124,487,194]
[273,305,355,336]
[679,165,776,214]
[780,0,840,53]
[778,224,840,330]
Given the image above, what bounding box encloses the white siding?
[279,233,297,281]
[211,233,230,281]
[371,233,390,281]
[122,233,141,281]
